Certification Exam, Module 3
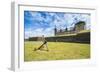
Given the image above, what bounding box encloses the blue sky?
[24,11,90,39]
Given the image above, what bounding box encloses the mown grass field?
[24,41,90,61]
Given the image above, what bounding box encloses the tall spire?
[54,25,57,36]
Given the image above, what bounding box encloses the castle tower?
[65,27,68,32]
[54,25,57,36]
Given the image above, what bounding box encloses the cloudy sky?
[24,11,90,39]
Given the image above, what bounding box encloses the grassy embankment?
[24,41,90,61]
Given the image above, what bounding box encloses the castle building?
[54,21,86,36]
[74,21,85,32]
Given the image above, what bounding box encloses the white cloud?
[25,27,54,39]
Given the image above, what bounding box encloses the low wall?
[29,37,38,41]
[28,32,90,43]
[45,32,90,43]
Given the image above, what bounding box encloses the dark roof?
[75,21,85,25]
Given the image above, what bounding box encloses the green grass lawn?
[24,41,90,61]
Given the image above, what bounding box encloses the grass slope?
[24,41,90,61]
